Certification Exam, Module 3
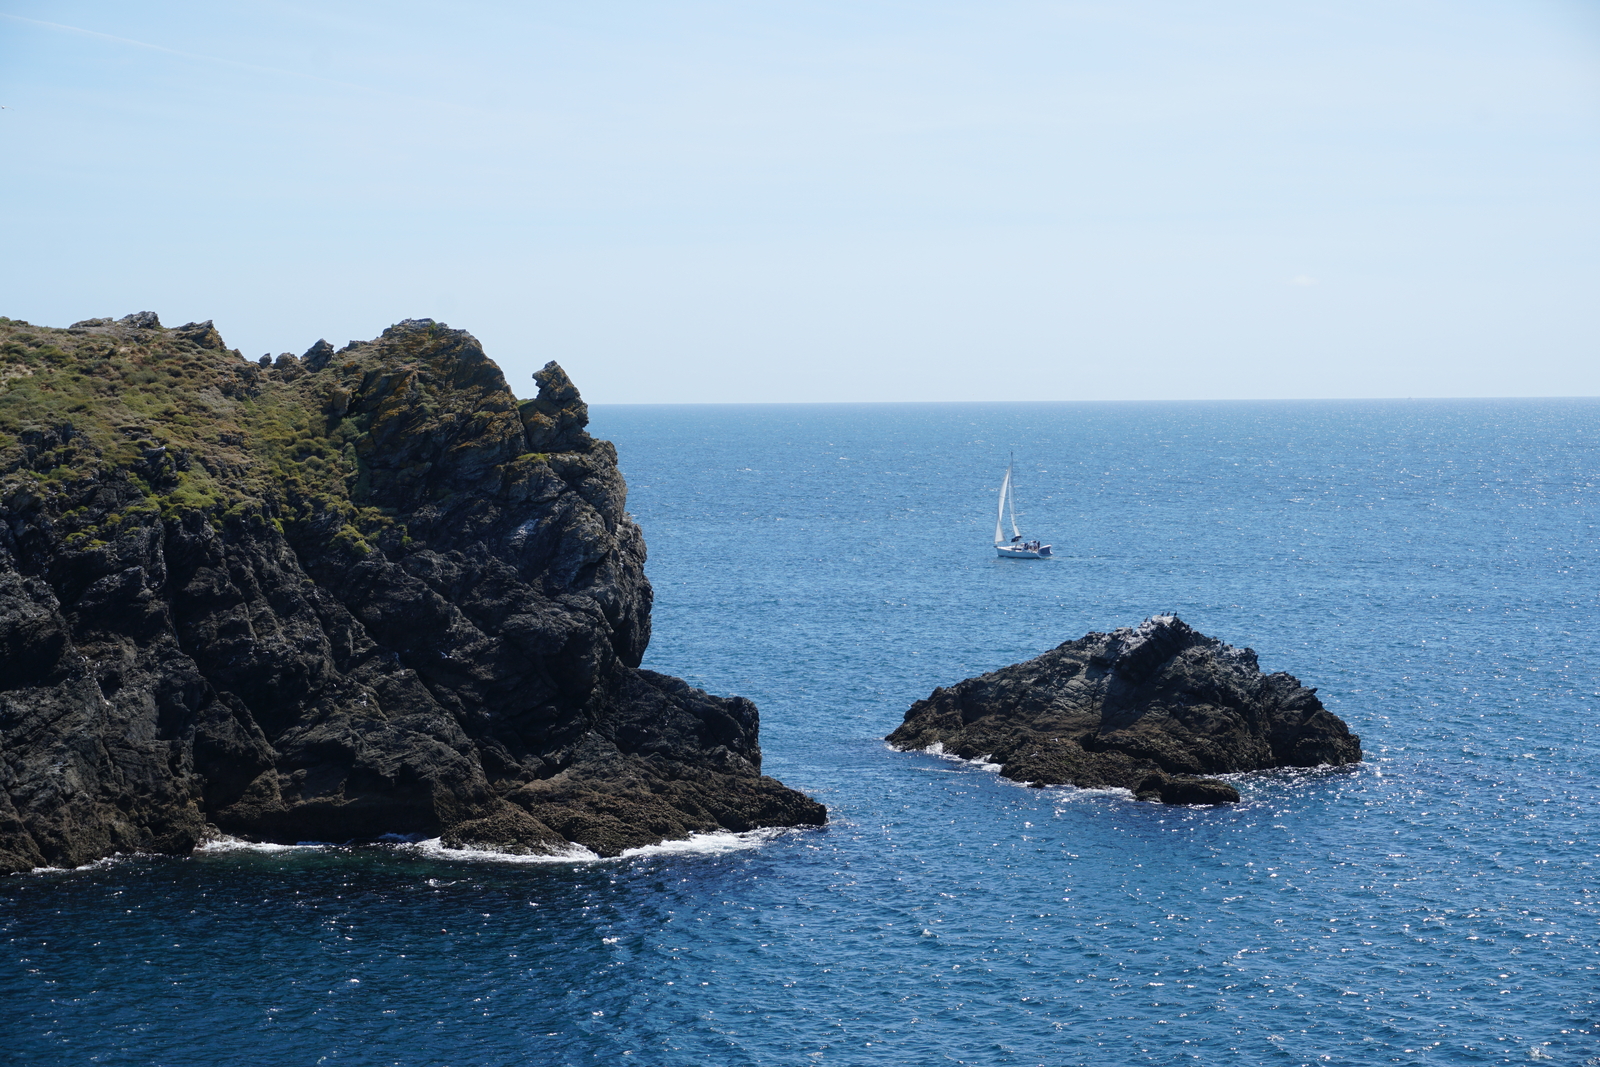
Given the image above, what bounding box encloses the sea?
[3,399,1596,1066]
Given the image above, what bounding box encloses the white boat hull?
[996,544,1052,559]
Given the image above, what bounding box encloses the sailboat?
[994,455,1052,559]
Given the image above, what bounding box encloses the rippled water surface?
[4,399,1597,1065]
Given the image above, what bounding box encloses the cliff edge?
[0,313,824,873]
[887,615,1361,804]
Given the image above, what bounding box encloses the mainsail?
[995,457,1021,544]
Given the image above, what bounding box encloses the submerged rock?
[0,315,824,873]
[886,615,1361,804]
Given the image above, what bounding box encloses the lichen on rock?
[0,314,824,873]
[886,615,1361,805]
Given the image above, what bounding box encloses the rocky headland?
[886,615,1361,804]
[0,312,825,874]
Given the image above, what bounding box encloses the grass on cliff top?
[0,319,386,547]
[0,322,237,467]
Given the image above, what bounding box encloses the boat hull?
[996,544,1052,559]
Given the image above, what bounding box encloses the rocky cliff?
[0,313,824,873]
[886,615,1361,804]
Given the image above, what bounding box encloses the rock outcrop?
[0,313,824,873]
[886,615,1361,804]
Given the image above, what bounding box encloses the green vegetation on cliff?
[0,313,587,560]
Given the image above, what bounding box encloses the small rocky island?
[0,313,825,874]
[887,616,1361,804]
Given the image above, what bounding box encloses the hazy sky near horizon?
[2,2,1597,403]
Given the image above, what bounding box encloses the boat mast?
[1006,453,1021,541]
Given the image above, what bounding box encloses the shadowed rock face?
[886,616,1361,804]
[0,314,824,873]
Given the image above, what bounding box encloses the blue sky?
[2,1,1596,402]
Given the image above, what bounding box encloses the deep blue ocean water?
[3,399,1597,1066]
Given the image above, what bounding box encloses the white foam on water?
[617,826,794,859]
[396,825,802,866]
[28,854,128,874]
[195,836,328,854]
[902,740,1005,775]
[1048,784,1136,806]
[403,837,602,865]
[42,828,803,872]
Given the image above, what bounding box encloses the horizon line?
[584,395,1600,406]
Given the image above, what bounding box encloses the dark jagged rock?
[301,339,335,371]
[520,361,592,453]
[0,314,824,873]
[174,320,228,351]
[886,615,1361,805]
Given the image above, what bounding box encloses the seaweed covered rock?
[886,615,1361,805]
[0,314,824,873]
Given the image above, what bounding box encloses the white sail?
[1005,461,1021,541]
[995,462,1012,545]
